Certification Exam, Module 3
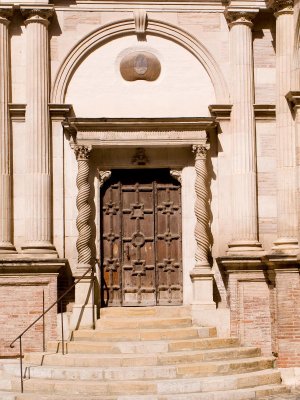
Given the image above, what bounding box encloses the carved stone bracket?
[170,170,182,183]
[133,10,147,38]
[98,170,112,188]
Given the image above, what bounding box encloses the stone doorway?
[100,169,182,307]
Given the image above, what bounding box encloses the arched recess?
[51,18,229,104]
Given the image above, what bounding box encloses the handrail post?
[19,337,23,393]
[60,300,64,355]
[42,289,45,352]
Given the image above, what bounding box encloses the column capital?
[269,0,293,15]
[0,6,13,26]
[192,144,210,160]
[225,8,258,28]
[73,144,92,161]
[21,7,54,27]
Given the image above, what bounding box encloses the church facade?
[0,0,300,377]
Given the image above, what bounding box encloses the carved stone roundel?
[120,51,161,82]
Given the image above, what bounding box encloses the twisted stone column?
[190,144,215,309]
[74,145,93,268]
[0,7,16,254]
[226,9,263,254]
[272,0,299,251]
[21,7,56,255]
[192,144,210,267]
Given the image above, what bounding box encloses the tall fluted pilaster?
[21,8,56,255]
[0,7,16,254]
[192,144,210,267]
[272,0,299,251]
[226,9,263,254]
[74,145,93,268]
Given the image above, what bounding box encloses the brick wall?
[0,274,58,357]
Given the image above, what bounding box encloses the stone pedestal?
[0,7,16,255]
[21,7,57,257]
[225,9,263,255]
[271,0,299,252]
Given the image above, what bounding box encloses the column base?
[227,240,264,256]
[190,263,216,308]
[272,237,299,254]
[0,241,17,255]
[21,241,58,258]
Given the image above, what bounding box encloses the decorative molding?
[98,170,111,188]
[170,170,182,183]
[51,18,229,104]
[49,104,73,121]
[132,147,149,165]
[209,104,232,120]
[73,144,92,161]
[8,104,26,122]
[133,9,147,37]
[254,104,276,120]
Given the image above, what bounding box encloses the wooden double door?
[101,169,182,307]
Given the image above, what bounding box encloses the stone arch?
[51,18,230,104]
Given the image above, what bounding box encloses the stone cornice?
[63,117,217,148]
[254,104,276,120]
[0,258,68,275]
[49,104,73,121]
[8,104,26,122]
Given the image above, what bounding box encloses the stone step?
[72,326,216,342]
[4,356,274,381]
[25,346,261,368]
[99,306,191,319]
[96,317,192,330]
[12,384,289,400]
[12,369,282,395]
[46,337,240,354]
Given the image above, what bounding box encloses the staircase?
[0,306,288,399]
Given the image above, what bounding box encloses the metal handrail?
[10,264,96,393]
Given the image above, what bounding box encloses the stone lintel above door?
[63,117,217,148]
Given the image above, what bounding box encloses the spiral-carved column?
[190,143,215,309]
[74,145,92,268]
[193,144,210,266]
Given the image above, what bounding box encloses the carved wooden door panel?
[101,170,182,307]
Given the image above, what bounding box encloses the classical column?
[226,9,263,254]
[21,8,56,255]
[271,0,299,251]
[74,145,93,269]
[0,7,16,254]
[190,144,215,309]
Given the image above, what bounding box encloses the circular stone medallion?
[120,51,161,82]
